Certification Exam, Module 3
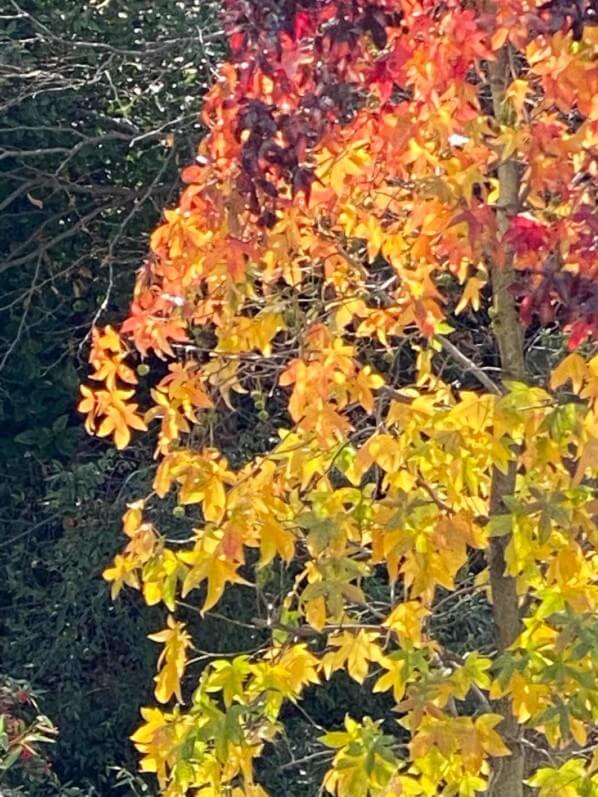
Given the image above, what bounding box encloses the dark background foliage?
[0,2,222,792]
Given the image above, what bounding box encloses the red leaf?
[568,320,592,350]
[181,165,204,184]
[505,214,553,254]
[294,11,315,40]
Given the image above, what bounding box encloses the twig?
[279,750,333,772]
[435,334,503,395]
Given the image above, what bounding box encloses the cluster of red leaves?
[509,206,598,347]
[95,0,597,369]
[196,0,596,347]
[505,214,558,254]
[214,1,408,223]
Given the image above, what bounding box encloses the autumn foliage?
[81,1,598,795]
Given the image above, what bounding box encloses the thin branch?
[436,334,503,395]
[279,750,333,773]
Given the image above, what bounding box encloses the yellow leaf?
[509,673,550,723]
[123,500,144,537]
[321,630,381,684]
[103,554,139,599]
[323,144,370,196]
[259,516,295,566]
[278,644,320,695]
[384,601,429,647]
[305,595,327,631]
[475,713,511,757]
[181,551,250,613]
[570,717,588,747]
[148,616,190,703]
[550,353,588,395]
[573,436,598,486]
[505,78,530,118]
[373,656,408,702]
[455,276,484,314]
[202,478,227,523]
[143,579,164,606]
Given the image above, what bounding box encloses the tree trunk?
[487,47,526,797]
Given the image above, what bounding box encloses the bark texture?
[487,47,527,797]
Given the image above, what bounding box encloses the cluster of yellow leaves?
[216,311,285,358]
[154,448,235,521]
[131,645,319,796]
[406,713,510,795]
[528,759,598,797]
[102,500,157,599]
[146,362,213,453]
[489,601,598,749]
[79,327,146,449]
[321,716,399,796]
[319,710,510,797]
[99,364,598,794]
[280,325,384,444]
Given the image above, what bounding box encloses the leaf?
[148,616,190,703]
[259,516,295,567]
[373,655,409,702]
[455,276,484,314]
[304,594,327,631]
[202,478,227,523]
[383,601,429,647]
[180,550,250,613]
[573,437,598,486]
[103,554,140,599]
[505,79,530,118]
[475,714,511,757]
[123,501,144,537]
[487,514,512,537]
[550,353,588,395]
[321,631,381,684]
[204,657,252,707]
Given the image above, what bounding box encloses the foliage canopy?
[82,1,597,795]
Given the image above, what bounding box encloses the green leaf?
[488,514,512,537]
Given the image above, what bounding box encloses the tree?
[82,1,598,795]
